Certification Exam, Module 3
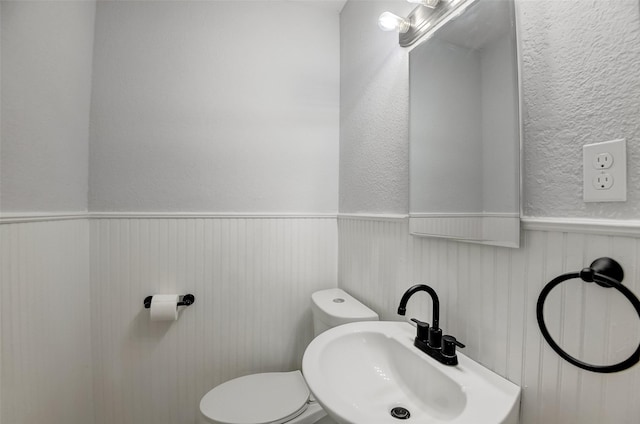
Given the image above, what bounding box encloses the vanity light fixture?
[378,0,478,47]
[378,11,411,33]
[407,0,441,8]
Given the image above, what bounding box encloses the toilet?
[200,288,379,424]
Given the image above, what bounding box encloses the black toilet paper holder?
[144,294,195,309]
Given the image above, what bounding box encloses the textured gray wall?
[340,0,640,219]
[89,1,339,213]
[339,0,414,214]
[1,1,95,213]
[520,0,640,218]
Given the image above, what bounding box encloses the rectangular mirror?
[409,0,521,248]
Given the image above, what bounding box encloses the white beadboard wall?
[89,217,337,424]
[0,219,94,424]
[5,215,639,424]
[338,216,640,424]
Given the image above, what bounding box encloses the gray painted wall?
[339,0,414,214]
[520,0,640,218]
[0,1,96,213]
[340,0,640,219]
[89,1,339,213]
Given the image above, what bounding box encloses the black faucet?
[397,284,465,366]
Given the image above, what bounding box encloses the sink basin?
[302,321,520,424]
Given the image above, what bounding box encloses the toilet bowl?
[199,288,378,424]
[200,371,325,424]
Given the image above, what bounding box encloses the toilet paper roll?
[149,294,180,321]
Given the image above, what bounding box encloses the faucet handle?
[428,326,442,349]
[442,335,465,357]
[410,318,429,342]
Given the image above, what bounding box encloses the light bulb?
[378,12,411,33]
[407,0,440,8]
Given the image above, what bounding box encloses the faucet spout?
[397,284,439,330]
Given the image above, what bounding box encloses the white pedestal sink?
[302,321,520,424]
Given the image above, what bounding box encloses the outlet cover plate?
[583,139,626,202]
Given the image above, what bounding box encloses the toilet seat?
[200,371,311,424]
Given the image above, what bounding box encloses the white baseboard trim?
[337,213,408,221]
[89,212,337,220]
[0,213,88,224]
[521,217,640,237]
[337,214,640,237]
[1,212,337,224]
[4,213,640,237]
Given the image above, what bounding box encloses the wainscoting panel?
[89,217,337,424]
[0,219,93,424]
[338,216,640,424]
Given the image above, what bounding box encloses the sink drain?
[390,407,411,420]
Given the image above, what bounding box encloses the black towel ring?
[536,257,640,373]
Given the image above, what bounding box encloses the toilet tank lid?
[311,288,378,324]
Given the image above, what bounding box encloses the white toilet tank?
[311,288,379,336]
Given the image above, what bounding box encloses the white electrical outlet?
[593,173,613,190]
[593,152,613,169]
[583,139,626,202]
